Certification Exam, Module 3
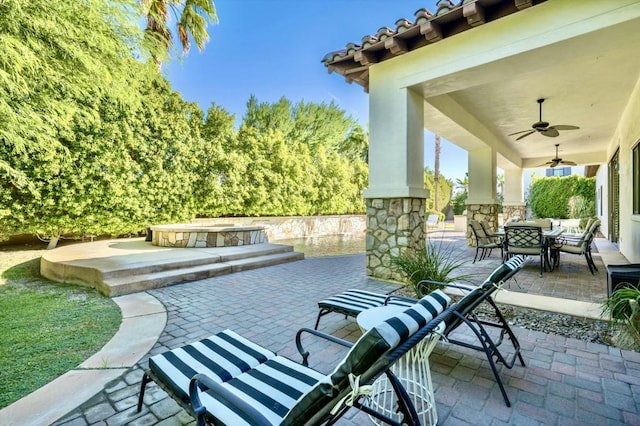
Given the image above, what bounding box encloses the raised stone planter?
[151,224,266,248]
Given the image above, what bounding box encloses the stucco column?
[466,147,499,245]
[502,167,526,223]
[364,85,429,280]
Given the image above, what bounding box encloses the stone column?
[365,82,429,280]
[366,198,426,281]
[466,147,499,245]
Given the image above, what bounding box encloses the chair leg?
[587,249,598,272]
[137,372,153,412]
[473,247,480,263]
[539,254,544,277]
[585,252,596,275]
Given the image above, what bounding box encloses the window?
[545,167,571,177]
[634,142,639,215]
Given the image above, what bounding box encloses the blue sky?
[165,0,468,182]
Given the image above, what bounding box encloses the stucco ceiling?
[417,12,640,170]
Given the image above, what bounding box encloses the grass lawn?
[0,246,121,409]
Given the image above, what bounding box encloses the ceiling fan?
[538,144,577,168]
[509,98,580,141]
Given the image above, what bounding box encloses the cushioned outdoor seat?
[314,289,415,329]
[137,290,451,426]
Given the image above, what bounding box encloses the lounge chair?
[313,255,528,407]
[136,291,451,426]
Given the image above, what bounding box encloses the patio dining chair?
[550,221,600,274]
[469,219,503,263]
[503,224,546,276]
[136,290,451,426]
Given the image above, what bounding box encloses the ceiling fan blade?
[515,131,535,141]
[541,128,560,137]
[537,161,554,167]
[508,129,535,136]
[550,125,579,131]
[560,160,577,166]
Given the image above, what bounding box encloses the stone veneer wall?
[366,198,426,281]
[152,226,266,248]
[502,205,526,222]
[191,215,366,241]
[466,204,499,246]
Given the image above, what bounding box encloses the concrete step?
[100,249,304,296]
[100,244,295,280]
[227,251,305,272]
[100,255,222,280]
[41,239,306,296]
[102,263,233,297]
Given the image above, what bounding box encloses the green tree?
[141,0,218,65]
[424,167,453,214]
[0,0,142,188]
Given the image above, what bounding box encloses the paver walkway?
[52,252,640,425]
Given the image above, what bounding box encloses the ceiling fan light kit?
[509,98,580,141]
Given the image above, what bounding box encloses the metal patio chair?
[503,224,546,276]
[136,291,451,426]
[550,221,600,274]
[469,219,503,263]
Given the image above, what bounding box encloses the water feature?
[273,234,365,257]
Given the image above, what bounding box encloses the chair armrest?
[553,235,584,247]
[383,295,417,305]
[418,279,476,293]
[295,327,354,366]
[189,373,271,426]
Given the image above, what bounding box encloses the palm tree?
[434,134,441,211]
[141,0,218,65]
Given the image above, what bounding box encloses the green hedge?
[528,175,595,219]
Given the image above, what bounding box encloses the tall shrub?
[528,175,595,219]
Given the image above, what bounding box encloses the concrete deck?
[3,231,639,425]
[40,239,304,296]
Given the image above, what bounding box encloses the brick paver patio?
[53,245,640,425]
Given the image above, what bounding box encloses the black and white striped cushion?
[483,255,527,285]
[283,289,450,424]
[317,289,414,317]
[150,329,325,425]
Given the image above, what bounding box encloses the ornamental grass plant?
[391,238,476,297]
[602,285,640,351]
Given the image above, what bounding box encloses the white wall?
[608,77,640,263]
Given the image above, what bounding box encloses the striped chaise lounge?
[136,290,452,426]
[314,255,527,330]
[314,255,529,407]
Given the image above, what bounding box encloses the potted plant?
[601,285,640,351]
[391,238,475,297]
